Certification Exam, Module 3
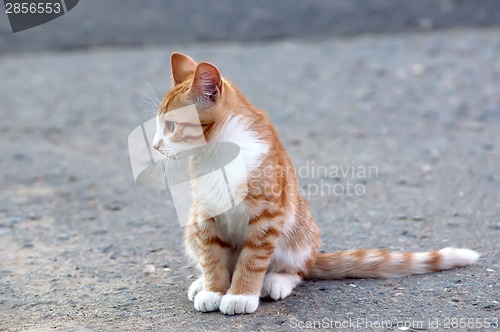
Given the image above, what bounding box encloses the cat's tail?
[305,247,479,279]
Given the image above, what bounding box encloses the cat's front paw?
[219,294,259,315]
[188,277,204,301]
[194,290,222,312]
[261,272,302,300]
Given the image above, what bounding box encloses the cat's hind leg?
[260,272,302,300]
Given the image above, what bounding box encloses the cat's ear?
[171,52,197,85]
[190,62,222,107]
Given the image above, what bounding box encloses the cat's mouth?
[158,150,178,159]
[156,145,192,160]
[154,144,177,158]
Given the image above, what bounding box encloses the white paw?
[260,273,301,300]
[188,277,204,301]
[219,294,259,315]
[194,290,222,312]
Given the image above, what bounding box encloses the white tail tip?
[439,247,480,269]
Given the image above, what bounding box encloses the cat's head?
[152,53,224,157]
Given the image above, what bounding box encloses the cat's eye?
[165,120,177,132]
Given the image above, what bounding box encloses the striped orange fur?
[153,53,480,315]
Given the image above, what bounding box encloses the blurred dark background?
[1,0,499,53]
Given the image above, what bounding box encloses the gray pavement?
[1,28,499,331]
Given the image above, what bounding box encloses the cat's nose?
[153,139,163,151]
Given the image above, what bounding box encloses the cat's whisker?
[131,87,161,117]
[172,150,182,174]
[144,79,161,108]
[136,79,161,102]
[150,160,167,180]
[161,158,168,185]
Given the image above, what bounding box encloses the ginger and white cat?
[152,53,479,315]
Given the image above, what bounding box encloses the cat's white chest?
[193,115,268,241]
